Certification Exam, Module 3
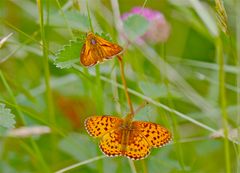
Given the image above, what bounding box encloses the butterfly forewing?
[80,44,97,67]
[132,121,172,148]
[85,116,123,137]
[94,35,123,59]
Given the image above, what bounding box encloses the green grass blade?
[55,155,106,173]
[216,37,231,173]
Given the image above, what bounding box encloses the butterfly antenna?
[134,101,149,115]
[86,0,94,32]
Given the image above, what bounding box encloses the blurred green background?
[0,0,240,172]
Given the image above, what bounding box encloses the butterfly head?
[90,38,97,45]
[86,32,97,45]
[123,113,134,128]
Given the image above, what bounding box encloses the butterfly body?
[80,32,123,67]
[85,115,171,160]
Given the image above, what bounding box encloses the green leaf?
[50,11,89,31]
[65,12,90,31]
[123,14,149,41]
[98,32,113,42]
[0,103,16,134]
[54,37,85,69]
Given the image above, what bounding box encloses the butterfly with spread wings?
[85,115,172,160]
[80,32,123,67]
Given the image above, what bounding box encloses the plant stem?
[141,160,147,173]
[117,55,134,115]
[111,66,122,114]
[55,155,106,173]
[37,0,55,126]
[37,0,56,164]
[3,21,56,56]
[236,0,240,171]
[86,0,94,32]
[128,159,137,173]
[95,65,104,113]
[216,37,231,173]
[55,0,73,37]
[0,71,25,123]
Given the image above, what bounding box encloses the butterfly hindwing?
[99,129,123,157]
[124,129,151,160]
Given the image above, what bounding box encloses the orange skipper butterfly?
[80,32,123,67]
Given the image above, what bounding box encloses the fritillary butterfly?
[85,114,171,160]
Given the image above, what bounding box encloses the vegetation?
[0,0,239,172]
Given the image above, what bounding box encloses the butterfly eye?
[91,38,97,45]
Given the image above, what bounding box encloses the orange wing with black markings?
[80,32,123,67]
[99,129,123,157]
[85,115,172,160]
[84,115,123,137]
[132,121,172,147]
[124,129,151,160]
